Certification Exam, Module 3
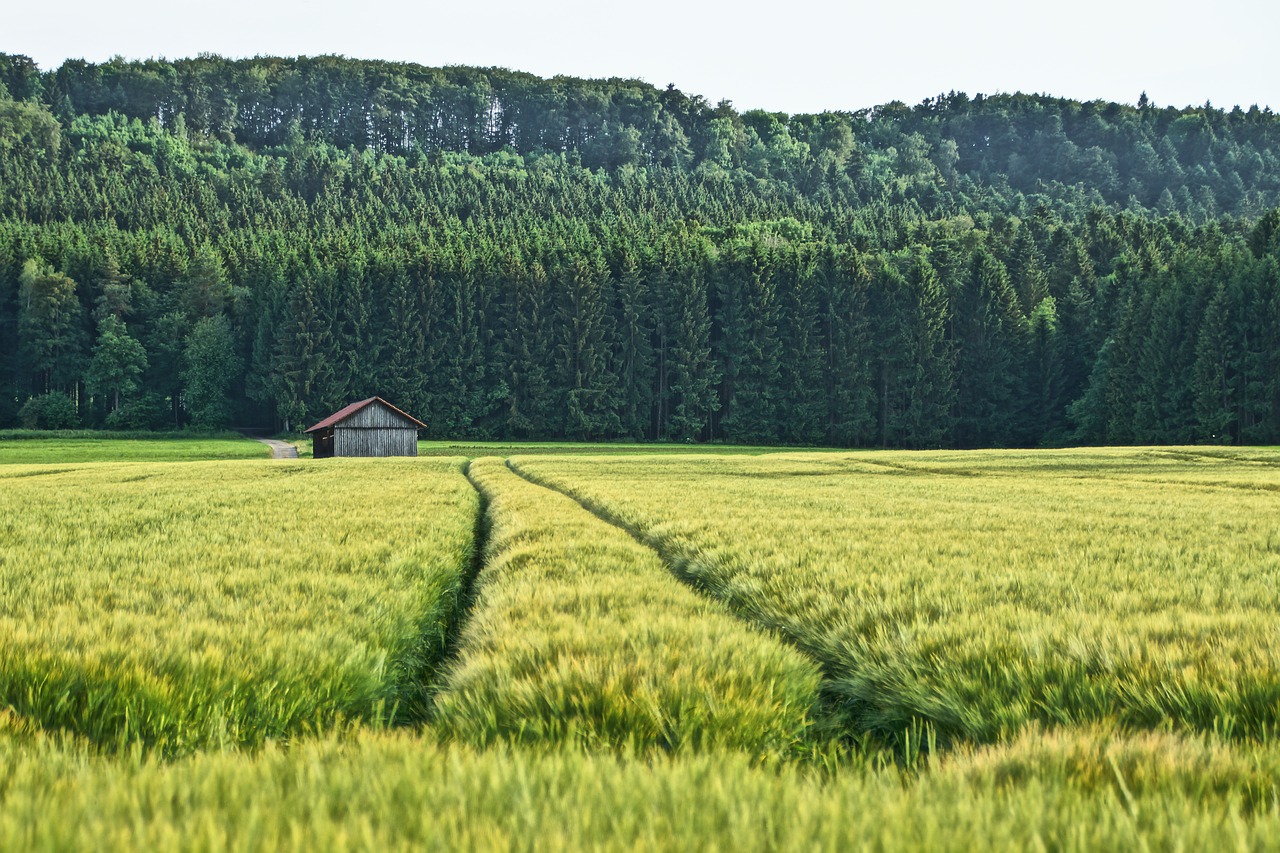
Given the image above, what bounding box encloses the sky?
[4,0,1276,114]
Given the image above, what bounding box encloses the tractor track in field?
[504,458,692,585]
[502,458,858,742]
[504,456,757,616]
[420,459,493,717]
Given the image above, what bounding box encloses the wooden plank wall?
[334,427,418,457]
[342,403,417,429]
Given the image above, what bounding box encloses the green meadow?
[0,432,271,464]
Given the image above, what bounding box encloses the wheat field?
[0,457,478,750]
[3,442,1280,849]
[430,458,820,752]
[514,447,1280,745]
[3,721,1280,852]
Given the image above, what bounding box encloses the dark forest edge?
[1,52,1278,446]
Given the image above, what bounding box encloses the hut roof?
[304,397,427,433]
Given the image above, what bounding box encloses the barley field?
[514,447,1280,745]
[3,724,1280,852]
[3,439,1280,850]
[0,456,478,749]
[431,458,819,752]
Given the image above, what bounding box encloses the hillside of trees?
[1,52,1278,445]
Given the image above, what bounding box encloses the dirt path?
[253,437,299,459]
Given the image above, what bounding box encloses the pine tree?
[664,262,720,442]
[775,246,826,444]
[614,255,656,439]
[817,246,874,446]
[554,254,621,439]
[1192,281,1236,442]
[951,249,1027,447]
[272,277,336,432]
[715,240,781,443]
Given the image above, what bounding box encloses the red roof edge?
[304,397,427,432]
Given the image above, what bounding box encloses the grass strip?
[0,434,268,464]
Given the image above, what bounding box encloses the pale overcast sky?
[4,0,1275,114]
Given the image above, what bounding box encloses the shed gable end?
[337,401,419,430]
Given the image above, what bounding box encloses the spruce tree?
[501,258,556,438]
[244,265,288,429]
[92,251,133,323]
[1192,281,1236,442]
[335,255,376,401]
[951,249,1027,447]
[434,269,500,437]
[870,254,953,448]
[1025,296,1066,444]
[715,240,781,443]
[817,246,874,446]
[272,277,336,432]
[1131,276,1194,443]
[1231,258,1280,443]
[664,262,720,442]
[1007,226,1050,314]
[554,254,621,439]
[1100,290,1147,443]
[375,268,428,425]
[614,255,656,440]
[775,246,826,444]
[17,260,84,397]
[179,246,231,321]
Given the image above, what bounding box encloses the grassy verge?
[416,439,844,457]
[271,436,841,460]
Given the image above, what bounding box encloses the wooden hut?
[304,397,426,458]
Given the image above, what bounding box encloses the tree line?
[1,52,1278,445]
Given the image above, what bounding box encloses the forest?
[1,52,1278,445]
